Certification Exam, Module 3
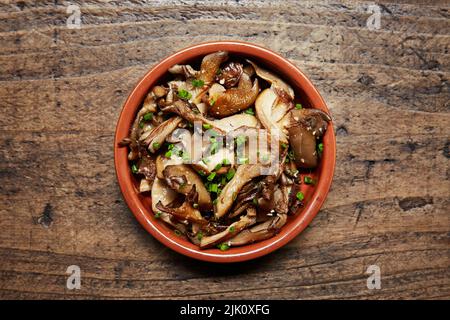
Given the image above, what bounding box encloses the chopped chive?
[131,163,138,174]
[318,142,324,153]
[226,168,235,181]
[139,121,145,128]
[165,150,172,158]
[229,226,236,233]
[295,103,303,110]
[201,158,210,165]
[203,123,212,130]
[213,199,218,205]
[244,108,255,115]
[304,176,314,185]
[154,211,162,218]
[221,176,227,185]
[191,79,204,88]
[207,172,216,181]
[197,232,203,241]
[210,183,218,193]
[177,89,192,100]
[222,158,230,165]
[152,142,161,150]
[167,143,174,150]
[214,163,222,171]
[281,143,288,149]
[216,68,222,75]
[218,243,229,251]
[143,112,153,121]
[210,99,216,106]
[296,191,305,201]
[252,198,258,206]
[197,170,206,177]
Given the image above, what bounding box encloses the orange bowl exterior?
[114,41,336,263]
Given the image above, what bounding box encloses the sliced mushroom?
[156,185,207,225]
[163,164,212,211]
[160,100,224,134]
[247,60,294,99]
[228,214,287,247]
[156,154,184,179]
[141,116,183,153]
[215,164,264,218]
[198,51,228,84]
[216,61,243,88]
[290,108,332,139]
[208,73,259,118]
[168,64,199,79]
[213,114,260,133]
[287,108,331,169]
[199,211,256,248]
[151,178,187,233]
[255,88,289,143]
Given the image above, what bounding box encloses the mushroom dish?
[118,51,332,250]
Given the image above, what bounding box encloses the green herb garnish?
[318,142,324,153]
[226,168,235,181]
[177,89,192,100]
[295,103,303,110]
[304,176,314,185]
[203,123,212,130]
[154,211,162,218]
[192,79,204,87]
[153,142,161,150]
[131,164,138,174]
[229,226,236,233]
[197,232,203,241]
[207,172,216,181]
[244,108,255,115]
[218,243,229,251]
[296,191,305,201]
[143,112,153,121]
[165,150,172,158]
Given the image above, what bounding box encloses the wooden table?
[1,0,449,300]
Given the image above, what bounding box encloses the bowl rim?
[114,40,336,263]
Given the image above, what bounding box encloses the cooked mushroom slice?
[199,211,256,248]
[156,154,184,179]
[291,108,332,139]
[139,179,152,193]
[213,114,260,132]
[287,109,331,169]
[151,178,187,233]
[247,60,294,99]
[152,85,168,98]
[168,64,199,79]
[215,164,263,218]
[163,164,212,211]
[228,214,287,247]
[208,73,259,118]
[156,185,208,225]
[141,116,183,153]
[255,88,289,143]
[288,123,316,168]
[161,100,224,134]
[198,51,229,84]
[216,61,243,88]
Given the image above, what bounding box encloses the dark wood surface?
[0,0,449,299]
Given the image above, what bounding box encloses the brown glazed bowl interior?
[114,41,336,263]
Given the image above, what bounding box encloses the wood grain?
[0,0,449,299]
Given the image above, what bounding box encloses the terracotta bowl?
[114,41,336,263]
